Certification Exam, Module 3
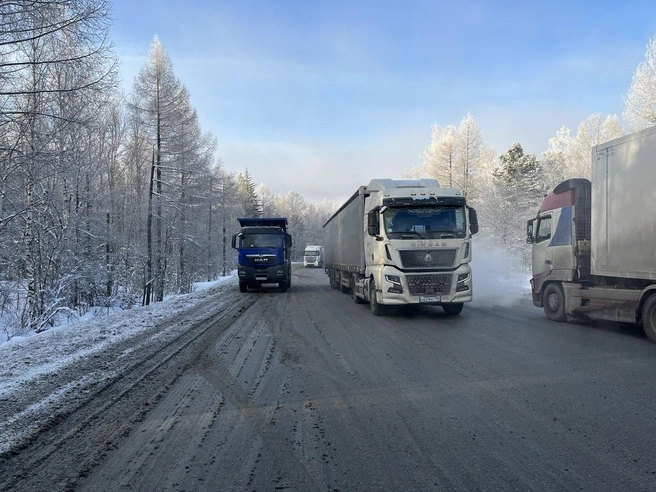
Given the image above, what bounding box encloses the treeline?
[3,1,656,339]
[0,3,282,337]
[407,113,625,269]
[410,34,656,268]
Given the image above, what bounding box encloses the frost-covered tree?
[568,114,624,179]
[131,36,189,302]
[237,169,261,217]
[0,0,117,331]
[493,143,545,267]
[199,161,241,280]
[419,114,489,198]
[541,114,624,182]
[457,114,486,196]
[255,183,277,217]
[304,201,336,247]
[422,124,458,187]
[624,35,656,131]
[274,191,307,260]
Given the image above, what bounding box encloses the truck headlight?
[385,274,403,294]
[456,273,470,292]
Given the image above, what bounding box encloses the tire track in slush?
[146,287,314,490]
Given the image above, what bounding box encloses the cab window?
[536,215,552,243]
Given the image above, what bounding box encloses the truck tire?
[330,270,339,290]
[239,280,247,293]
[543,283,566,321]
[369,280,386,316]
[280,280,288,292]
[641,294,656,343]
[442,303,463,315]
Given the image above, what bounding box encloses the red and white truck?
[526,126,656,341]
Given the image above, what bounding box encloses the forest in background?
[2,0,656,339]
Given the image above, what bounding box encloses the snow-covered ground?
[0,274,238,454]
[0,274,236,381]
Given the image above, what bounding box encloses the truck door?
[532,213,553,292]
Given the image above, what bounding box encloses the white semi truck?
[303,245,324,267]
[323,178,478,316]
[526,126,656,341]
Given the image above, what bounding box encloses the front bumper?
[238,265,288,283]
[378,264,473,305]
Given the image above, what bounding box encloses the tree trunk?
[155,89,164,302]
[144,149,155,306]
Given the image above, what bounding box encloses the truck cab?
[303,245,324,267]
[232,217,292,292]
[526,179,587,313]
[324,179,478,316]
[362,181,477,314]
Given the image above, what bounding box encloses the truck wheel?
[442,303,463,315]
[239,280,247,293]
[543,283,566,321]
[369,280,386,316]
[330,270,339,290]
[641,295,656,343]
[280,281,288,293]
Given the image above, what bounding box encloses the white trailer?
[323,179,478,316]
[527,126,656,341]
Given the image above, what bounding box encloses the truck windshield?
[241,234,282,248]
[383,206,466,239]
[305,251,319,256]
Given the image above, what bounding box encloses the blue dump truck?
[231,217,293,292]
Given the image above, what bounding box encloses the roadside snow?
[0,274,238,454]
[0,275,236,399]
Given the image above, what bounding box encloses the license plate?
[420,296,440,303]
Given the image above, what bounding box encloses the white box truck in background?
[323,179,478,316]
[526,126,656,341]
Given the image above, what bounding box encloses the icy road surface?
[2,265,656,491]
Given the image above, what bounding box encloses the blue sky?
[110,0,656,204]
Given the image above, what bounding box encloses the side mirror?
[526,220,535,244]
[367,210,379,236]
[231,234,238,249]
[468,207,479,235]
[286,233,293,247]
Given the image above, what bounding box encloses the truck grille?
[400,249,457,269]
[406,274,452,296]
[246,254,276,266]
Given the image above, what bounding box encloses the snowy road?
[3,265,656,491]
